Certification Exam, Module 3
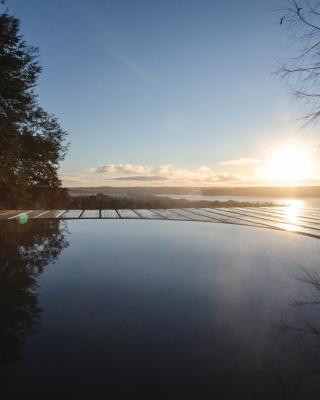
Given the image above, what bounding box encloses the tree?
[277,1,320,125]
[278,266,320,394]
[0,2,69,208]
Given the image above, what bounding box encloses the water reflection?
[0,221,69,364]
[0,219,320,398]
[285,203,300,224]
[278,266,320,397]
[281,199,305,209]
[283,203,301,232]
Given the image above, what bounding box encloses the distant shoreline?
[67,186,320,198]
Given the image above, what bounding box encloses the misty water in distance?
[1,219,320,399]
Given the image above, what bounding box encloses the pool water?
[1,220,320,399]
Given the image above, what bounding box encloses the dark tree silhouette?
[0,1,69,208]
[0,221,69,364]
[278,1,320,125]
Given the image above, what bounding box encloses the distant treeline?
[68,186,320,198]
[67,193,272,210]
[1,191,274,210]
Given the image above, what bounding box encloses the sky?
[6,0,320,186]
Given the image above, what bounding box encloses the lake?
[1,219,320,399]
[157,194,320,208]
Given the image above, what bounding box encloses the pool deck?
[1,207,320,239]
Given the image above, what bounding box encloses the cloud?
[105,46,156,85]
[87,163,241,186]
[61,146,320,187]
[93,164,166,175]
[107,175,169,181]
[220,158,262,166]
[78,4,156,85]
[60,173,105,187]
[212,173,240,182]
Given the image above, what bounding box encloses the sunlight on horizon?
[262,145,314,186]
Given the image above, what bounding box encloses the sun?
[264,145,314,185]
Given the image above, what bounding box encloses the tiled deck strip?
[0,210,22,219]
[1,207,320,239]
[101,209,119,219]
[152,209,191,220]
[35,210,66,219]
[239,207,320,226]
[134,209,164,219]
[60,210,83,219]
[252,207,320,225]
[187,208,267,226]
[221,208,320,231]
[7,210,33,220]
[171,208,216,222]
[117,209,140,219]
[203,208,320,237]
[80,210,100,219]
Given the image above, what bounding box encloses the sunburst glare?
[264,145,314,185]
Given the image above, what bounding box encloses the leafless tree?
[278,1,320,125]
[277,266,320,392]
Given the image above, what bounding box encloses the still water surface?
[1,220,320,399]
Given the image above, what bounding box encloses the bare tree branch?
[278,0,320,125]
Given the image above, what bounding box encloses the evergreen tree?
[0,1,69,207]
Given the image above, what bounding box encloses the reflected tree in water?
[278,266,320,397]
[0,221,69,364]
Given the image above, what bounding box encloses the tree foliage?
[0,3,69,207]
[278,0,320,125]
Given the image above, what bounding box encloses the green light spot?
[18,213,28,224]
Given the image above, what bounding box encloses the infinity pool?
[1,220,320,399]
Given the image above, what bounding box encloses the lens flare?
[17,213,29,224]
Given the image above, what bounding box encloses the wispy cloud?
[103,44,156,85]
[108,175,169,181]
[92,164,173,176]
[220,158,262,166]
[77,3,156,85]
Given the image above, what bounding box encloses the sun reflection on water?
[280,199,305,209]
[281,201,304,231]
[285,204,300,224]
